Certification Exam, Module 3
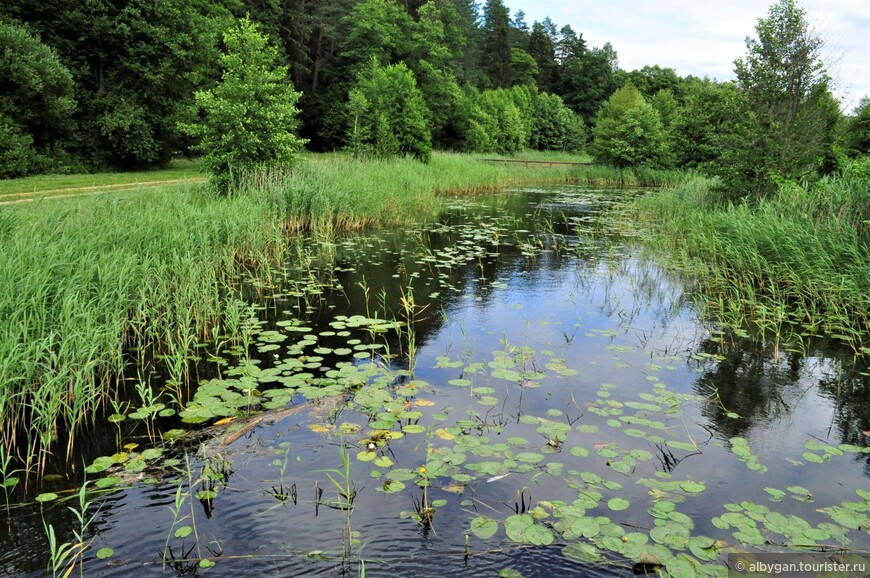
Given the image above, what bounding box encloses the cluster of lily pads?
[31,188,870,576]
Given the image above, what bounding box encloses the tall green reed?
[635,159,870,354]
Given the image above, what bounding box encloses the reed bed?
[0,184,288,471]
[0,152,682,469]
[635,158,870,354]
[246,152,681,232]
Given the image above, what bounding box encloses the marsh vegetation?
[1,183,867,577]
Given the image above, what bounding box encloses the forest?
[2,0,868,197]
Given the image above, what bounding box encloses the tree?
[510,48,538,87]
[559,43,620,123]
[347,59,432,161]
[527,22,556,92]
[529,92,585,151]
[554,24,584,65]
[2,0,236,170]
[733,0,835,196]
[464,88,526,154]
[481,0,511,87]
[342,0,412,69]
[671,78,747,171]
[844,97,870,157]
[0,19,75,175]
[180,18,306,193]
[591,82,669,168]
[617,65,683,100]
[448,0,485,86]
[407,1,466,148]
[509,9,529,48]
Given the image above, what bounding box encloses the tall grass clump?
[0,183,289,473]
[635,158,870,353]
[242,152,683,232]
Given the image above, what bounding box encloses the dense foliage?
[0,0,865,201]
[347,59,432,161]
[591,83,669,168]
[180,18,306,193]
[0,20,74,177]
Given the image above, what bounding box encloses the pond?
[2,184,869,577]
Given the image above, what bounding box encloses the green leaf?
[679,481,706,493]
[35,492,58,503]
[175,526,193,539]
[570,516,601,538]
[504,514,533,542]
[524,524,554,546]
[515,452,545,463]
[665,556,697,578]
[373,455,394,468]
[96,547,114,559]
[764,487,786,501]
[608,498,630,511]
[470,517,498,540]
[562,542,601,563]
[609,460,631,474]
[86,456,115,474]
[802,452,824,463]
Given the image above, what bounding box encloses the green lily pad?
[96,547,114,559]
[562,542,601,563]
[608,498,630,511]
[470,517,498,540]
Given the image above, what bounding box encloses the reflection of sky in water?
[3,186,868,577]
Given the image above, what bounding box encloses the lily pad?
[470,517,498,540]
[608,498,630,511]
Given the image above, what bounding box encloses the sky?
[506,0,870,111]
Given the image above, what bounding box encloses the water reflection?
[1,185,868,577]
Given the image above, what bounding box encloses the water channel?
[2,184,868,577]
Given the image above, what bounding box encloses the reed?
[0,183,288,473]
[635,158,870,354]
[238,152,681,232]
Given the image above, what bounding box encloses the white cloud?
[508,0,869,110]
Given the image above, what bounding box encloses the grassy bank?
[0,159,203,202]
[260,152,678,231]
[635,158,870,354]
[0,152,680,470]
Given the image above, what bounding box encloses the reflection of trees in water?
[278,186,870,479]
[817,365,870,475]
[690,335,870,474]
[290,188,637,366]
[589,249,694,333]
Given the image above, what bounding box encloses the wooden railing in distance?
[481,159,593,168]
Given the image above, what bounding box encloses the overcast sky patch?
[508,0,869,111]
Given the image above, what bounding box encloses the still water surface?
[2,185,868,577]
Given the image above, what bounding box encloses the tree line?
[1,0,868,197]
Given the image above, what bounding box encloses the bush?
[0,115,39,179]
[530,92,586,152]
[469,89,526,154]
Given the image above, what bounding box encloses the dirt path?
[0,177,205,205]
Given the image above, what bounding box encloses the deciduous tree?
[347,59,432,161]
[592,82,669,167]
[180,18,306,193]
[733,0,835,196]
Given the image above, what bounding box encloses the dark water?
[2,185,868,577]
